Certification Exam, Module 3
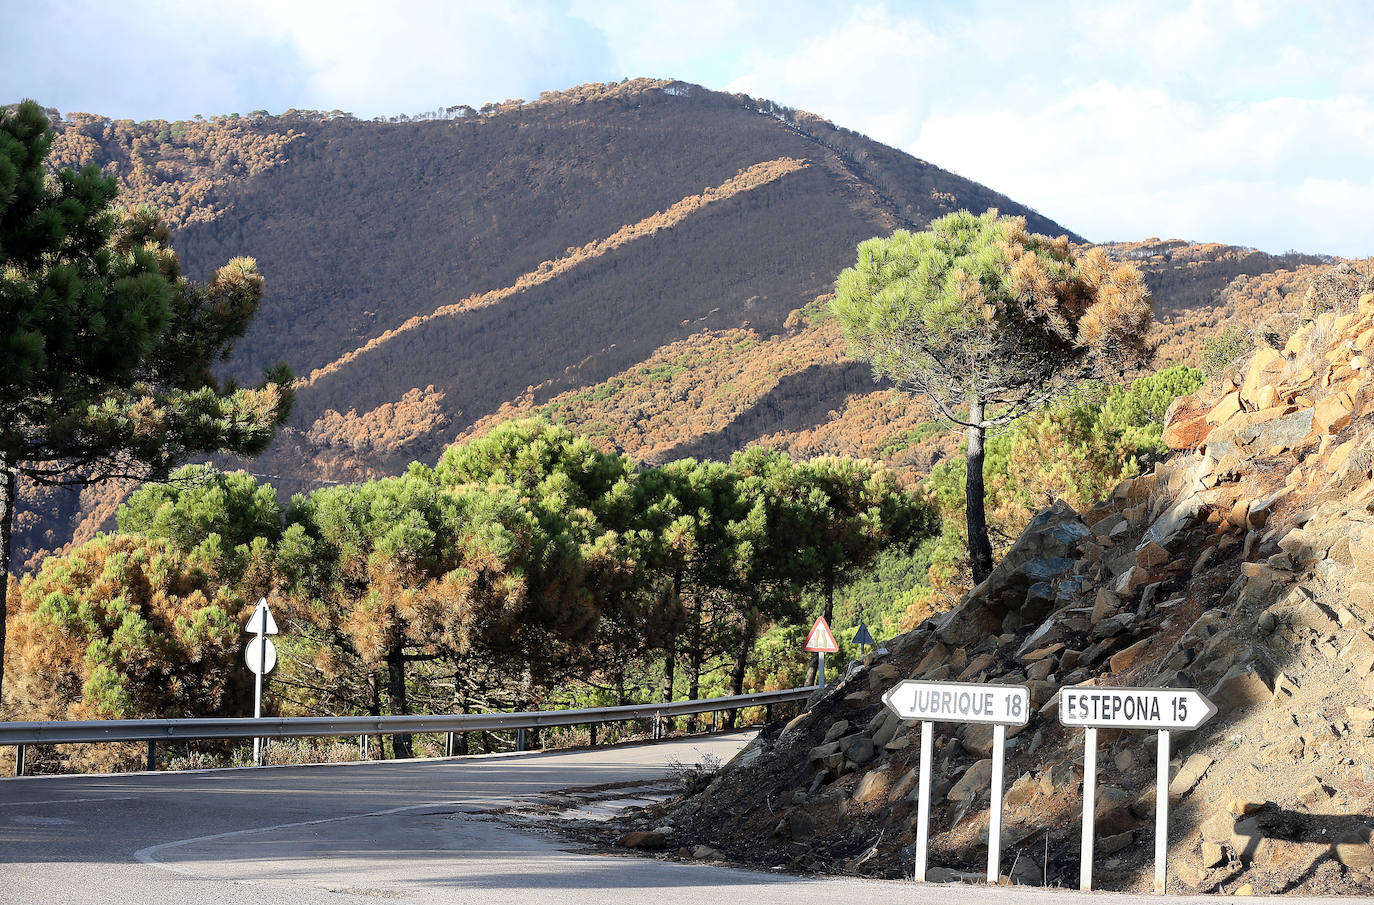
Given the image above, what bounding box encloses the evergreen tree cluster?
[2,418,936,770]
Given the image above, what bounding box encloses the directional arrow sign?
[851,622,874,648]
[1058,686,1216,730]
[246,598,278,635]
[1058,686,1217,894]
[882,679,1031,727]
[882,679,1031,885]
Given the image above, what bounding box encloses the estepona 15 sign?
[1059,686,1215,730]
[883,680,1031,726]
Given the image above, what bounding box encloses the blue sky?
[5,0,1373,256]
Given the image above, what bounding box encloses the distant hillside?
[9,79,1347,568]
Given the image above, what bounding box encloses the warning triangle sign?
[804,615,839,653]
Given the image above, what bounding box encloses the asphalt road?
[0,731,1365,905]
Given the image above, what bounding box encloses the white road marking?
[132,799,483,879]
[0,795,135,807]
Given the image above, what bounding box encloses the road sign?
[882,680,1030,884]
[851,622,874,654]
[246,599,278,635]
[245,598,281,766]
[803,616,838,653]
[882,679,1031,727]
[1059,686,1217,893]
[1059,686,1215,730]
[245,636,277,674]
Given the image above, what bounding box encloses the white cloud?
[714,1,1374,255]
[237,0,616,116]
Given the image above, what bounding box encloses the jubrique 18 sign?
[882,679,1030,726]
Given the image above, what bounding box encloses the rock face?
[641,295,1374,896]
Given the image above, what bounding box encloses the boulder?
[1240,347,1283,408]
[947,759,994,802]
[867,662,900,690]
[839,735,875,765]
[808,741,841,762]
[1314,393,1353,435]
[1135,541,1170,569]
[1163,394,1212,450]
[960,720,1024,757]
[1168,753,1213,801]
[852,767,892,805]
[888,767,920,803]
[822,720,850,744]
[1207,391,1243,425]
[1210,663,1273,713]
[1109,638,1152,674]
[618,831,667,850]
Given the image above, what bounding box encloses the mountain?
[11,79,1338,568]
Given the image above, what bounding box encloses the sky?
[4,0,1373,256]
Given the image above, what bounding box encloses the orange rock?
[1135,541,1169,569]
[1206,391,1243,425]
[1328,440,1356,474]
[1163,412,1211,450]
[1314,394,1353,434]
[1256,384,1279,409]
[1241,348,1284,408]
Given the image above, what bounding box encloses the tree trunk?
[966,398,995,584]
[803,569,836,686]
[686,596,703,732]
[386,652,412,759]
[661,632,676,703]
[725,608,758,729]
[0,463,13,705]
[659,570,681,735]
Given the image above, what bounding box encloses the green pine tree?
[0,100,291,702]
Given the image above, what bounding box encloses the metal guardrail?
[1,685,817,775]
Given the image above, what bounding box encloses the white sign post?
[883,680,1031,884]
[1059,686,1216,893]
[245,598,279,766]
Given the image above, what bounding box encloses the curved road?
[0,731,1359,904]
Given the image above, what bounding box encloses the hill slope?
[10,79,1339,567]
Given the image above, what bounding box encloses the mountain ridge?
[8,78,1344,569]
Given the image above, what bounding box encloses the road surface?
[0,731,1364,904]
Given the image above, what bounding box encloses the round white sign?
[245,636,277,675]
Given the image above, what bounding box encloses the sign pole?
[252,615,265,766]
[915,719,932,882]
[1154,729,1170,894]
[987,722,1006,883]
[817,650,825,686]
[1080,726,1096,892]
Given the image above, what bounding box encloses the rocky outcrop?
[629,295,1374,895]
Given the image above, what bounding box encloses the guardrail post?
[445,732,455,757]
[765,703,773,724]
[14,744,24,777]
[146,740,156,772]
[589,724,597,747]
[516,728,526,752]
[359,734,368,760]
